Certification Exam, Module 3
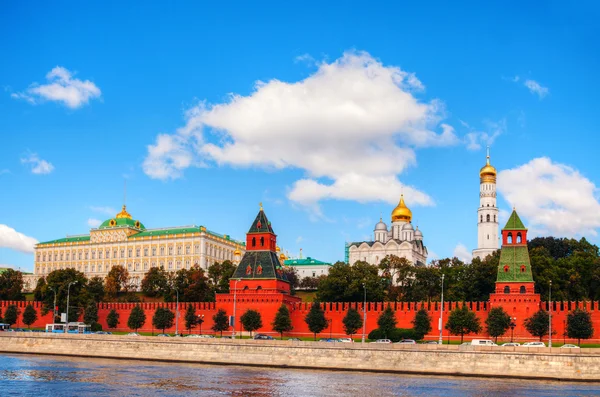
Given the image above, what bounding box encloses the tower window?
[252,237,256,247]
[520,265,526,273]
[260,236,264,246]
[517,233,522,244]
[520,286,526,294]
[507,233,513,244]
[486,214,490,222]
[494,215,496,222]
[504,286,510,294]
[480,215,483,223]
[487,234,489,240]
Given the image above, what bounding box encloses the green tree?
[22,304,38,329]
[4,305,19,326]
[141,266,169,297]
[165,266,213,302]
[240,309,263,337]
[127,305,146,332]
[342,307,363,338]
[377,306,397,339]
[105,265,130,298]
[445,305,482,343]
[152,307,175,334]
[567,309,594,346]
[87,276,105,302]
[107,309,120,329]
[0,269,24,301]
[33,278,46,302]
[412,308,432,340]
[208,260,237,293]
[0,307,3,322]
[83,302,99,325]
[524,310,550,341]
[211,309,229,337]
[316,261,386,302]
[305,301,327,340]
[272,304,293,339]
[44,269,88,321]
[185,304,198,334]
[485,307,511,343]
[282,267,299,295]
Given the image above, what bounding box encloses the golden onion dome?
[391,194,412,223]
[276,246,281,252]
[115,205,132,219]
[279,253,287,261]
[480,151,497,184]
[234,249,241,256]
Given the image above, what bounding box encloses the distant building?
[284,257,332,278]
[347,194,428,267]
[472,148,500,260]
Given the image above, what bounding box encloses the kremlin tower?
[472,148,499,260]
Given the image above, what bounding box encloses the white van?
[471,339,497,346]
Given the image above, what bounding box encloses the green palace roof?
[284,257,331,266]
[38,235,91,245]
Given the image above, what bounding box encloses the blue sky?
[1,1,600,272]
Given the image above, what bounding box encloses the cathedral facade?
[347,195,427,267]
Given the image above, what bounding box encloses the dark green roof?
[38,235,91,245]
[504,210,526,230]
[99,217,146,230]
[130,226,200,238]
[233,251,288,281]
[496,245,534,282]
[284,257,331,266]
[248,209,275,234]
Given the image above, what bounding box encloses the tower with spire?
[473,147,499,260]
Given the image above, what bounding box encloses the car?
[396,339,416,344]
[471,339,497,346]
[199,334,215,338]
[319,338,336,342]
[560,344,580,349]
[221,335,236,339]
[126,332,140,336]
[338,338,353,343]
[372,339,392,344]
[522,341,546,347]
[422,341,439,344]
[501,342,520,347]
[287,337,301,341]
[95,331,111,335]
[461,342,471,346]
[186,334,203,338]
[157,334,171,337]
[253,334,274,340]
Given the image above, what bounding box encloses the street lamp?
[175,287,180,336]
[232,278,241,338]
[198,314,205,335]
[66,281,78,327]
[361,283,367,344]
[549,280,552,348]
[510,317,517,343]
[438,274,445,345]
[49,286,58,323]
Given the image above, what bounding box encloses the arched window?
[486,214,490,222]
[503,265,509,272]
[504,286,510,294]
[256,286,262,291]
[517,232,522,244]
[520,286,526,294]
[520,265,526,273]
[507,233,513,244]
[252,237,256,247]
[260,236,265,246]
[480,215,483,223]
[494,215,496,222]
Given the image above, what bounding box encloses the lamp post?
[49,286,58,323]
[66,281,78,327]
[563,319,566,344]
[549,280,552,348]
[510,317,517,343]
[329,318,333,339]
[198,314,204,335]
[438,274,445,345]
[175,287,180,336]
[232,278,241,338]
[361,283,367,344]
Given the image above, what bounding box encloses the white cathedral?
[348,195,427,267]
[472,149,499,260]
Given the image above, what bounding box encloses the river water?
[0,353,599,396]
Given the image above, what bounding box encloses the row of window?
[480,214,497,223]
[37,244,237,263]
[39,259,202,275]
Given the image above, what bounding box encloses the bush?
[91,323,103,332]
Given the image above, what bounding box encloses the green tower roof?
[504,209,527,230]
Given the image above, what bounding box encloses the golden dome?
[279,253,287,261]
[391,194,412,222]
[276,246,281,252]
[480,150,497,184]
[234,249,241,256]
[115,205,132,219]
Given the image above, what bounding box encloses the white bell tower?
[473,147,499,260]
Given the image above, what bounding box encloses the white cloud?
[0,169,10,175]
[0,224,38,254]
[296,236,304,244]
[12,66,101,109]
[87,218,102,228]
[498,157,600,237]
[143,51,457,214]
[463,119,506,151]
[452,243,473,263]
[20,152,54,174]
[89,206,117,216]
[524,79,549,99]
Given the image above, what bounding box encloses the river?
[0,353,599,396]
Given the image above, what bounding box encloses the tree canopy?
[107,309,120,329]
[485,307,511,342]
[152,307,175,333]
[272,304,293,339]
[524,310,549,341]
[305,302,327,340]
[445,305,482,343]
[211,309,229,336]
[240,309,263,336]
[208,260,237,293]
[342,307,363,337]
[567,309,594,346]
[141,267,169,298]
[0,269,24,301]
[127,305,146,331]
[22,304,37,328]
[412,308,432,340]
[377,306,397,338]
[316,261,386,302]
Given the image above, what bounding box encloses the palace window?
[128,264,132,271]
[66,252,70,261]
[186,246,190,255]
[144,248,148,256]
[185,260,190,268]
[92,251,96,259]
[85,252,89,260]
[91,265,95,272]
[177,246,182,255]
[85,264,89,272]
[168,261,173,270]
[135,263,138,271]
[176,261,181,269]
[120,249,124,258]
[143,263,148,270]
[152,247,156,256]
[160,247,165,256]
[195,244,199,253]
[37,254,40,262]
[60,253,64,261]
[106,249,110,259]
[128,249,133,258]
[169,246,173,255]
[79,252,82,260]
[98,251,102,259]
[136,248,140,257]
[98,264,102,272]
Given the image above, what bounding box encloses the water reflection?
[0,353,599,397]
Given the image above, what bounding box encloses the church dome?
[391,195,412,222]
[480,151,497,184]
[375,218,387,231]
[98,205,145,230]
[402,222,414,231]
[234,249,242,256]
[414,226,423,237]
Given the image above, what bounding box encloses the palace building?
[28,205,245,290]
[347,194,428,267]
[472,149,500,260]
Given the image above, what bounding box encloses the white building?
[284,257,332,278]
[472,149,499,260]
[347,195,427,267]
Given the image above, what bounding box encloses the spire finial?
[486,146,490,165]
[259,202,263,211]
